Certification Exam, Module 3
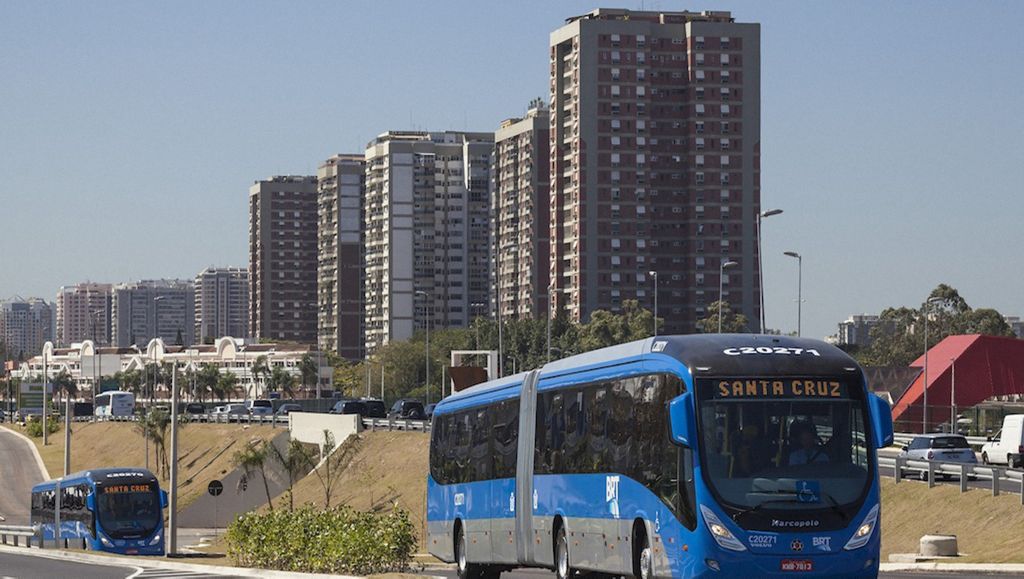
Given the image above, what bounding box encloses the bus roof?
[32,467,157,492]
[435,335,859,414]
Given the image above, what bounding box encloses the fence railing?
[0,524,37,548]
[893,432,989,448]
[881,455,1024,504]
[361,417,431,432]
[69,413,289,426]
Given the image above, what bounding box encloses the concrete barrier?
[920,534,958,557]
[289,412,361,454]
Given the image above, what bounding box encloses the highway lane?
[0,551,132,579]
[0,426,47,525]
[426,566,989,578]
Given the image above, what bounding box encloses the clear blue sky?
[2,1,1022,339]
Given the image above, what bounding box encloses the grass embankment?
[12,421,281,509]
[881,476,1024,562]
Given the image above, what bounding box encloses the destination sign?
[102,484,152,494]
[714,379,847,399]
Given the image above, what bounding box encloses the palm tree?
[135,408,182,479]
[216,372,239,402]
[196,364,221,402]
[251,355,270,394]
[233,441,273,511]
[266,439,313,511]
[267,366,296,398]
[299,353,318,394]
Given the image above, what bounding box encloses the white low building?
[15,336,332,400]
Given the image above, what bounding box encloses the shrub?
[26,415,61,437]
[225,505,416,574]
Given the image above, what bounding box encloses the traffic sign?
[208,479,223,497]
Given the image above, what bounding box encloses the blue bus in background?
[427,335,894,578]
[31,468,167,555]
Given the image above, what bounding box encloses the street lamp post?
[648,271,659,337]
[415,291,431,405]
[921,296,943,433]
[718,260,739,333]
[950,356,956,433]
[783,251,803,336]
[168,364,179,555]
[756,209,783,333]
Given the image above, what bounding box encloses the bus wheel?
[633,526,652,579]
[555,526,571,579]
[456,525,471,579]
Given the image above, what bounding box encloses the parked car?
[388,399,425,420]
[360,398,387,418]
[211,403,248,420]
[184,402,207,416]
[425,403,437,420]
[981,414,1024,468]
[899,433,977,480]
[246,399,274,417]
[72,402,94,417]
[329,399,367,416]
[275,403,303,416]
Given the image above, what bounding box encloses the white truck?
[981,414,1024,468]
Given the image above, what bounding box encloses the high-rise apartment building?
[56,283,112,346]
[194,267,250,344]
[549,9,761,333]
[493,102,551,321]
[317,154,365,360]
[249,175,319,343]
[111,279,195,347]
[0,298,53,359]
[364,131,493,353]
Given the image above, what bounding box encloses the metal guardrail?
[881,455,1024,504]
[0,524,38,548]
[68,413,289,425]
[893,432,988,447]
[361,417,431,432]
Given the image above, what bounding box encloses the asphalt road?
[426,567,993,578]
[0,549,246,578]
[0,426,47,525]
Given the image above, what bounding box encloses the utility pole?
[42,350,48,446]
[63,387,71,475]
[950,356,956,433]
[168,365,179,556]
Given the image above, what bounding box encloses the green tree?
[233,440,274,511]
[135,408,183,479]
[216,372,239,402]
[196,364,222,402]
[696,300,750,334]
[578,300,659,352]
[299,353,318,394]
[267,366,296,398]
[266,438,314,511]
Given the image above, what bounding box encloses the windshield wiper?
[822,492,848,522]
[731,498,803,521]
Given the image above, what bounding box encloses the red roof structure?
[890,334,1024,432]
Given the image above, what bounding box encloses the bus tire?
[455,523,473,579]
[554,524,572,579]
[633,523,652,579]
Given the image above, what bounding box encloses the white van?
[94,391,135,417]
[981,414,1024,468]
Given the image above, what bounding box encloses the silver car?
[899,433,977,480]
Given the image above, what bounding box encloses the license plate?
[781,559,813,572]
[126,548,138,554]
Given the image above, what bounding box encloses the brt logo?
[606,475,621,519]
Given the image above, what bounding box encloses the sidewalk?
[880,561,1024,574]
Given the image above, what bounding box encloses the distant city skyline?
[2,1,1022,339]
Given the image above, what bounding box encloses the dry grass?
[13,421,281,509]
[880,476,1024,562]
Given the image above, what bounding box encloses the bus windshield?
[696,377,871,529]
[96,481,161,539]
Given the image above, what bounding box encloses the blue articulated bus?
[427,335,894,578]
[31,468,168,555]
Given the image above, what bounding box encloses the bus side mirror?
[669,392,695,448]
[160,490,168,509]
[85,492,96,511]
[869,394,894,448]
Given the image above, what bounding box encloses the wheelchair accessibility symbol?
[796,480,820,504]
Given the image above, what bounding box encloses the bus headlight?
[149,533,161,545]
[700,505,746,552]
[100,535,113,547]
[843,504,879,550]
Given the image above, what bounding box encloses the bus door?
[514,370,540,565]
